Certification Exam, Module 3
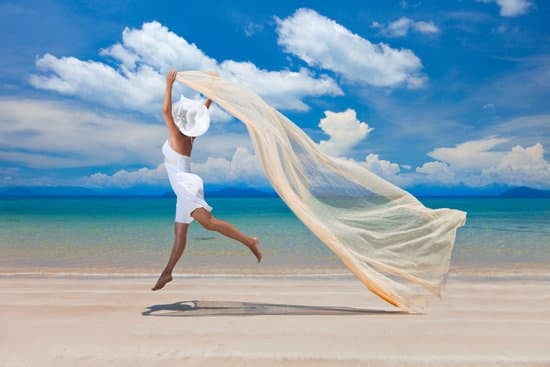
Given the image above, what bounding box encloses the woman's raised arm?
[162,70,180,137]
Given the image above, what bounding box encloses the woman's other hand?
[166,69,177,85]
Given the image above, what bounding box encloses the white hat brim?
[172,95,211,137]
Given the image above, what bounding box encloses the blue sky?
[1,0,549,195]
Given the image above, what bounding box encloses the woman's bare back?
[169,133,194,157]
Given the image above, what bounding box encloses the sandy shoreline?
[1,274,549,366]
[2,261,550,276]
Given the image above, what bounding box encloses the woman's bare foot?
[152,272,173,291]
[248,237,262,263]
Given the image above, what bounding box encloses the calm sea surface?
[1,197,549,274]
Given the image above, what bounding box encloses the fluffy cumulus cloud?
[318,109,373,157]
[363,153,407,185]
[31,53,165,117]
[30,21,342,114]
[100,21,218,72]
[219,61,341,111]
[477,143,550,188]
[0,99,165,168]
[477,0,533,17]
[415,161,456,185]
[356,136,550,190]
[428,137,508,171]
[84,164,166,188]
[0,97,260,187]
[276,8,426,88]
[371,17,440,37]
[194,147,267,186]
[416,138,550,189]
[82,146,267,188]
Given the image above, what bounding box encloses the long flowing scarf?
[177,71,466,312]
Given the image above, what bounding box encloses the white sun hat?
[172,95,210,137]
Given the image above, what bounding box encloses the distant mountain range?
[498,186,550,198]
[0,185,548,198]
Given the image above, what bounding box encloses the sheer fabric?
[177,71,466,311]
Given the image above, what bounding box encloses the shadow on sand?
[142,300,406,317]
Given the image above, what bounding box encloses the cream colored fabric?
[176,71,466,311]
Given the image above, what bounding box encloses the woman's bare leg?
[191,208,262,262]
[152,222,189,290]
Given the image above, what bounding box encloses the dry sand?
[1,273,549,366]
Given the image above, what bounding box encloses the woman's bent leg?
[152,222,189,290]
[191,208,262,262]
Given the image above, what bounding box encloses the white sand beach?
[1,273,549,366]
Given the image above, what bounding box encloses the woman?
[152,70,262,291]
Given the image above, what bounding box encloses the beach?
[1,272,549,366]
[1,196,549,365]
[3,0,549,364]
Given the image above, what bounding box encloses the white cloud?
[30,21,342,115]
[244,22,264,37]
[84,164,167,188]
[376,17,412,37]
[477,143,550,188]
[205,136,549,190]
[0,99,165,168]
[81,146,267,188]
[477,0,533,17]
[31,53,165,116]
[318,109,373,157]
[191,133,253,163]
[485,114,550,149]
[399,1,421,9]
[276,8,426,88]
[415,161,456,185]
[358,137,550,190]
[194,147,267,186]
[363,153,407,185]
[102,21,218,72]
[413,21,440,35]
[428,137,508,171]
[79,137,550,190]
[0,97,258,174]
[372,17,440,38]
[219,61,342,111]
[419,139,550,189]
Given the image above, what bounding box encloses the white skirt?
[162,141,212,223]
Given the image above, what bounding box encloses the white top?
[162,141,191,173]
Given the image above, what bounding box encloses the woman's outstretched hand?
[166,69,177,86]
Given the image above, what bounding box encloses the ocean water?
[1,197,549,275]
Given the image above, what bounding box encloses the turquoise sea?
[1,197,549,275]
